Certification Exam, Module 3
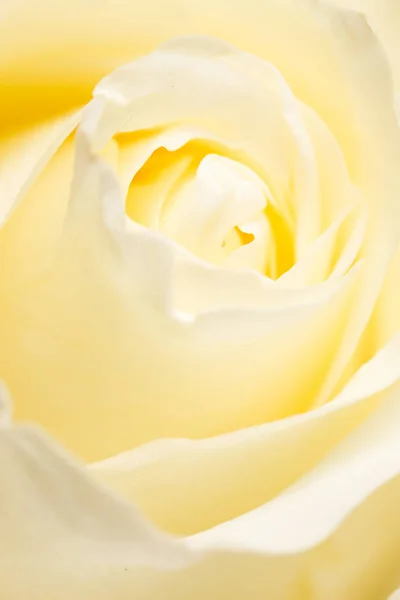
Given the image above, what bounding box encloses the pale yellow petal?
[0,112,78,227]
[90,333,400,535]
[183,388,400,600]
[2,402,400,599]
[300,102,363,228]
[0,424,192,600]
[0,6,399,598]
[164,154,268,266]
[1,7,398,418]
[277,203,366,287]
[3,1,399,241]
[2,1,399,208]
[367,243,400,352]
[0,109,362,461]
[330,0,400,90]
[189,379,400,555]
[89,32,399,399]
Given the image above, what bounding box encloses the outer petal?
[2,388,400,599]
[330,0,400,91]
[0,424,192,600]
[0,112,79,228]
[89,333,400,535]
[1,1,400,220]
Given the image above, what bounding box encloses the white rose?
[1,0,400,598]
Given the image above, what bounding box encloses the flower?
[1,1,400,598]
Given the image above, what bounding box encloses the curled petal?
[90,333,400,535]
[330,0,400,91]
[1,388,400,598]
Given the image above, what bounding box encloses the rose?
[1,0,400,598]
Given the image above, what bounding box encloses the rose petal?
[189,380,400,556]
[0,120,364,460]
[367,243,400,353]
[1,7,398,450]
[277,203,366,287]
[0,112,78,228]
[88,33,398,402]
[330,0,400,91]
[90,332,400,535]
[2,2,399,197]
[165,154,268,267]
[1,397,400,599]
[0,424,193,599]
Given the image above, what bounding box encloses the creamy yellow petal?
[0,102,363,463]
[300,102,363,227]
[0,5,399,598]
[117,126,217,198]
[1,6,398,410]
[330,0,400,91]
[2,400,400,599]
[3,1,399,232]
[0,112,78,227]
[90,32,400,392]
[183,388,400,600]
[2,1,399,200]
[90,37,297,207]
[90,332,400,535]
[0,424,192,600]
[171,253,347,314]
[277,203,366,287]
[164,154,268,266]
[367,243,400,352]
[189,377,400,554]
[225,217,272,274]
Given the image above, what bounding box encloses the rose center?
[122,136,294,278]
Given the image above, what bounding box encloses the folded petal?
[0,117,365,461]
[90,333,400,535]
[2,1,399,215]
[0,111,78,228]
[0,424,192,600]
[1,7,398,451]
[2,390,400,599]
[330,0,400,91]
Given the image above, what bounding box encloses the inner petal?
[162,154,269,267]
[122,133,284,275]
